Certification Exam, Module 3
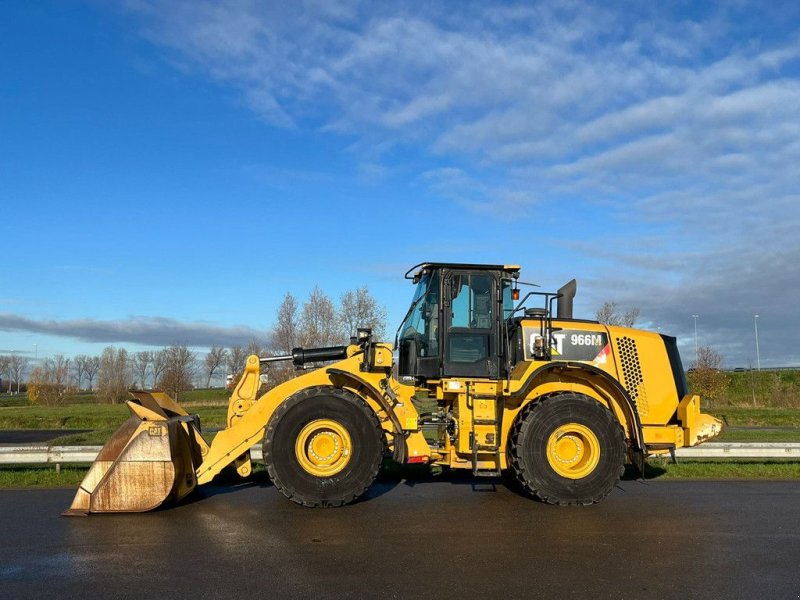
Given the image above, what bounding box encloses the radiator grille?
[617,336,648,415]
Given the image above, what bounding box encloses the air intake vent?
[617,336,648,415]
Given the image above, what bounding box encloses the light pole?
[692,315,699,364]
[754,314,760,371]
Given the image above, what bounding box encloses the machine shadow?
[184,461,531,508]
[182,467,273,506]
[181,460,658,510]
[358,462,534,504]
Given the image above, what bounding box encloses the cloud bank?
[0,314,267,349]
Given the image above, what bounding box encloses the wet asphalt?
[1,476,799,599]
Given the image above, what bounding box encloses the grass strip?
[47,429,119,446]
[708,407,800,428]
[0,404,128,429]
[715,428,800,442]
[0,465,89,488]
[639,459,800,479]
[0,404,229,430]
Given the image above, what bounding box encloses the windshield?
[397,271,440,358]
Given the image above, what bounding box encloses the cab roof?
[405,262,521,280]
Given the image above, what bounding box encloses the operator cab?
[396,263,520,382]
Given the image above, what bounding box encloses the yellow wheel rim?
[546,423,601,479]
[295,419,352,477]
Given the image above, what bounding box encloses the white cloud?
[123,0,800,365]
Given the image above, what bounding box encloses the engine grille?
[617,336,648,415]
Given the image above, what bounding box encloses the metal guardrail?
[0,445,266,465]
[1,443,799,465]
[674,442,800,458]
[0,446,104,465]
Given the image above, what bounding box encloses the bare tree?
[299,286,340,347]
[132,351,153,390]
[152,349,167,388]
[0,355,11,392]
[595,301,617,325]
[691,346,723,371]
[246,339,264,358]
[273,292,299,354]
[51,355,70,392]
[339,286,388,340]
[266,292,301,386]
[203,346,227,388]
[687,346,727,405]
[84,356,100,391]
[595,301,640,327]
[97,347,132,404]
[73,355,88,391]
[227,346,247,376]
[9,355,29,394]
[225,345,248,390]
[158,344,196,400]
[622,307,640,327]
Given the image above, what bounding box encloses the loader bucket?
[63,392,207,516]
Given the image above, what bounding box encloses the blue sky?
[1,1,799,368]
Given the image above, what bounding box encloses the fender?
[326,368,407,463]
[511,361,645,452]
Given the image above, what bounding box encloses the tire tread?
[263,385,383,508]
[509,393,626,506]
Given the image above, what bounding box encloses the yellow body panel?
[503,319,721,453]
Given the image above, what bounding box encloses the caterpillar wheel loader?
[65,262,722,515]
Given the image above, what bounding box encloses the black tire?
[509,393,626,506]
[263,386,383,508]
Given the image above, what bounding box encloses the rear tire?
[264,386,383,508]
[509,393,625,506]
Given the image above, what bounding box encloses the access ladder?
[466,384,503,477]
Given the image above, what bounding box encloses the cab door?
[441,270,500,378]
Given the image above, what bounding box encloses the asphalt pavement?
[1,475,799,599]
[0,430,89,444]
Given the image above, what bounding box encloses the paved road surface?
[1,475,799,599]
[0,430,89,444]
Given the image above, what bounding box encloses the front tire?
[264,386,383,508]
[509,393,625,506]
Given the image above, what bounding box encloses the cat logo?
[526,329,610,363]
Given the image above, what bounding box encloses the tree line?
[18,292,731,407]
[14,285,387,405]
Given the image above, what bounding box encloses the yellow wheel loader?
[65,262,722,514]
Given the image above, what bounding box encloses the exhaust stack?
[557,279,577,319]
